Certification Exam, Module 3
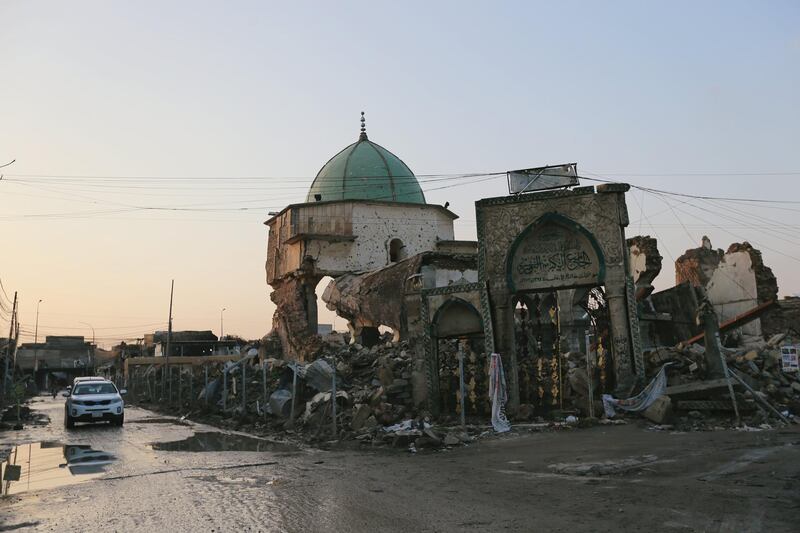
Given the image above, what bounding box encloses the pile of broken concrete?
[259,339,481,450]
[636,332,800,428]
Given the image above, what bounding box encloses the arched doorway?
[513,291,561,412]
[506,213,613,415]
[431,298,489,420]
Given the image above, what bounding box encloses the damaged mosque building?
[265,115,800,424]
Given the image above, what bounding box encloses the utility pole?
[4,292,18,398]
[34,299,42,343]
[220,307,226,342]
[12,315,20,387]
[34,299,43,379]
[165,280,174,397]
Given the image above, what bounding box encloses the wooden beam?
[682,300,776,346]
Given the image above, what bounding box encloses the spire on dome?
[359,111,368,141]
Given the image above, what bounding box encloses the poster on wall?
[781,345,799,372]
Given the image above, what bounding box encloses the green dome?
[306,115,426,204]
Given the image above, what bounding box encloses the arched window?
[389,238,406,263]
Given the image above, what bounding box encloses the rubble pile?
[291,340,422,444]
[131,331,800,445]
[553,331,800,430]
[636,332,800,427]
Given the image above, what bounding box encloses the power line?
[17,320,165,328]
[659,197,800,263]
[0,173,505,220]
[629,190,675,263]
[0,278,12,306]
[641,190,759,300]
[586,171,800,177]
[581,172,800,205]
[4,171,504,181]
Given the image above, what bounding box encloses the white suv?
[64,380,126,428]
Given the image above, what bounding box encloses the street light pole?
[220,307,226,340]
[79,322,95,374]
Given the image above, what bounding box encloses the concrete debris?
[303,390,349,423]
[641,396,672,425]
[443,432,462,446]
[304,359,336,392]
[268,389,292,418]
[639,333,800,429]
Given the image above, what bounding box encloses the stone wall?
[310,202,456,274]
[266,200,457,282]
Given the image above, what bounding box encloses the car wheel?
[65,411,75,429]
[113,415,124,427]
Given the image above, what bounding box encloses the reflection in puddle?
[150,432,296,453]
[0,442,115,495]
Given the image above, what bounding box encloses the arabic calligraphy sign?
[508,219,603,291]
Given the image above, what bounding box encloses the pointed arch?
[506,212,606,293]
[431,297,483,339]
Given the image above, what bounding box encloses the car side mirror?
[61,392,70,398]
[119,389,128,395]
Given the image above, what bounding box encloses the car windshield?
[72,382,117,395]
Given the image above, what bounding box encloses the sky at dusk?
[1,1,798,347]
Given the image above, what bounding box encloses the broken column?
[269,274,323,361]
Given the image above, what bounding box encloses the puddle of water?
[150,432,296,453]
[0,442,115,495]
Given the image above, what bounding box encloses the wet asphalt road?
[1,395,799,532]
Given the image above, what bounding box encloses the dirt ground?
[1,396,798,532]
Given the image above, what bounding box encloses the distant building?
[144,330,242,357]
[16,336,95,388]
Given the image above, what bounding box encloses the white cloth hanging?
[488,353,512,433]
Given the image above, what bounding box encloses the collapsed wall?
[675,237,777,338]
[321,255,425,342]
[628,235,662,300]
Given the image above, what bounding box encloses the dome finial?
[359,111,368,140]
